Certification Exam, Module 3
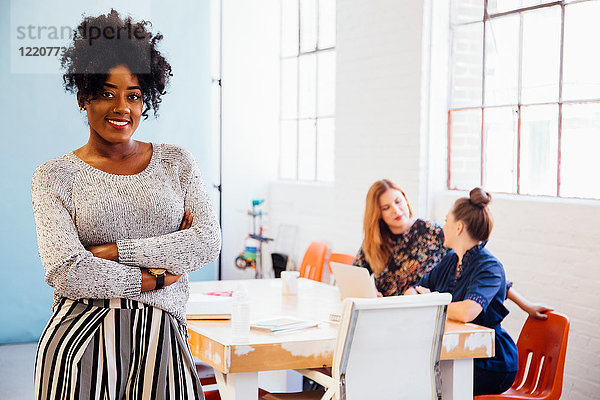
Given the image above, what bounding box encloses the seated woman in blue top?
[405,187,518,396]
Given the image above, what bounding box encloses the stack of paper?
[186,293,233,319]
[251,317,318,334]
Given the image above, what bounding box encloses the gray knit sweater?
[31,143,221,326]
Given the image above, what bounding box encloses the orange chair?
[203,390,221,400]
[327,252,355,273]
[196,361,217,386]
[475,311,570,400]
[298,242,328,282]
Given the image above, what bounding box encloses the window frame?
[279,0,336,182]
[447,0,600,199]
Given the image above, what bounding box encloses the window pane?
[300,0,317,53]
[483,107,518,192]
[281,0,299,57]
[487,0,521,14]
[450,22,483,108]
[281,58,298,119]
[317,118,334,182]
[317,50,335,116]
[299,53,317,118]
[561,103,600,199]
[318,0,336,48]
[451,0,484,25]
[449,109,482,189]
[484,14,519,106]
[520,105,558,196]
[298,119,316,180]
[280,120,298,180]
[521,6,560,104]
[563,1,600,100]
[487,0,555,14]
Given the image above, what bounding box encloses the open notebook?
[251,317,318,334]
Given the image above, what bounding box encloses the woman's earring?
[80,106,86,111]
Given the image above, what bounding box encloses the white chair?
[262,292,452,400]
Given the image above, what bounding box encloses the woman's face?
[83,64,143,144]
[442,210,458,249]
[378,189,412,234]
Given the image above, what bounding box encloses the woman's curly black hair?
[61,10,172,119]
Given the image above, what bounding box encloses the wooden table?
[187,279,494,400]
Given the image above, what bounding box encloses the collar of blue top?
[460,240,488,267]
[453,240,488,283]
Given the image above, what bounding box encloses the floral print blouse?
[354,219,447,296]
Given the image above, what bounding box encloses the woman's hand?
[179,210,193,230]
[415,286,431,294]
[523,302,554,320]
[86,243,118,261]
[404,286,430,295]
[139,211,190,291]
[141,269,183,292]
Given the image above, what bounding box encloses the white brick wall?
[231,0,600,397]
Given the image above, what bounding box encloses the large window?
[449,0,600,199]
[279,0,336,182]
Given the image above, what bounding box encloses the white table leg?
[214,371,258,400]
[258,370,303,393]
[440,359,473,400]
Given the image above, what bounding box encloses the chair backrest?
[511,311,570,399]
[299,242,328,281]
[328,253,355,273]
[332,293,452,400]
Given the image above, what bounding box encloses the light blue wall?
[0,0,216,344]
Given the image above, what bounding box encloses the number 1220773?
[18,47,66,57]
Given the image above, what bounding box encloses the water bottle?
[231,285,250,338]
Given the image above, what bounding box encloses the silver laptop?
[330,262,378,299]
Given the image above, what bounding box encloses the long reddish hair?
[362,179,413,275]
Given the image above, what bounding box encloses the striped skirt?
[34,298,204,400]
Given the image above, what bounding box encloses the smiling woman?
[86,66,143,131]
[31,9,220,400]
[61,10,170,120]
[73,65,150,174]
